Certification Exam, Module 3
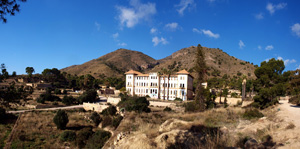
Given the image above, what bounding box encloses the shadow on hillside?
[167,125,224,149]
[67,125,93,131]
[290,105,300,108]
[0,113,18,124]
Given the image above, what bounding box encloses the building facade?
[125,70,193,101]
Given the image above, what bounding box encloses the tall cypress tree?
[194,44,207,111]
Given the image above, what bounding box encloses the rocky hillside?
[61,46,256,79]
[61,49,158,78]
[150,46,256,79]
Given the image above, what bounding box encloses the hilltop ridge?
[61,46,256,79]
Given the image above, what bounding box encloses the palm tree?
[157,71,162,99]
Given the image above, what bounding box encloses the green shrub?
[90,112,102,127]
[0,107,6,120]
[184,101,200,112]
[54,88,61,94]
[36,97,45,104]
[163,107,172,112]
[112,115,123,129]
[60,130,76,142]
[53,110,69,130]
[63,89,68,94]
[38,92,61,102]
[243,109,264,120]
[76,127,93,148]
[85,130,111,149]
[101,105,117,116]
[174,98,183,102]
[77,89,97,104]
[118,96,150,113]
[289,95,300,105]
[102,116,112,128]
[62,95,75,106]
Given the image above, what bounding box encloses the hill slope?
[150,46,256,79]
[61,46,256,79]
[61,49,158,78]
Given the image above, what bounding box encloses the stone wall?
[83,102,109,112]
[107,97,121,105]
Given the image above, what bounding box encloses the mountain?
[149,46,256,79]
[61,46,256,79]
[61,49,158,78]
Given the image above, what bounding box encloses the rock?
[244,138,258,149]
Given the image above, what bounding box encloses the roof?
[137,74,149,76]
[176,69,190,75]
[125,70,143,75]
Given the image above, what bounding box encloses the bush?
[101,105,117,116]
[53,110,69,130]
[174,98,183,102]
[243,109,264,120]
[163,107,172,112]
[289,95,300,105]
[36,97,45,104]
[38,92,61,102]
[62,95,75,106]
[118,96,150,113]
[184,101,200,112]
[85,130,111,149]
[60,130,76,142]
[90,112,102,127]
[112,115,123,129]
[77,89,98,104]
[0,107,6,120]
[76,127,93,148]
[63,89,68,94]
[102,116,112,128]
[54,88,61,94]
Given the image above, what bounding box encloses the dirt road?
[7,105,83,114]
[276,99,300,148]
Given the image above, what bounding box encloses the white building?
[125,70,193,101]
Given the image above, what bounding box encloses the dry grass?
[9,110,94,148]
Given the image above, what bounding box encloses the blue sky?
[1,0,300,74]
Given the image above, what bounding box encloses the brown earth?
[61,46,256,79]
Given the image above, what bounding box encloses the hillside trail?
[275,99,300,148]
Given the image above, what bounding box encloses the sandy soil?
[275,100,300,148]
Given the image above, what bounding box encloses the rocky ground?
[103,99,300,149]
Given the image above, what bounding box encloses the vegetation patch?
[242,108,264,120]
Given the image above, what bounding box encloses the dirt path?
[275,99,300,148]
[7,105,83,114]
[278,100,300,128]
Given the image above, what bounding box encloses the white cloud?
[255,13,264,20]
[118,42,127,46]
[175,0,195,16]
[239,40,245,49]
[265,58,271,62]
[265,45,274,50]
[95,22,100,31]
[116,0,156,28]
[291,23,300,37]
[258,45,262,50]
[297,65,300,70]
[192,28,201,34]
[152,36,168,46]
[112,33,119,39]
[266,3,287,15]
[277,56,296,65]
[165,22,179,31]
[150,28,157,34]
[202,29,220,39]
[193,28,220,39]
